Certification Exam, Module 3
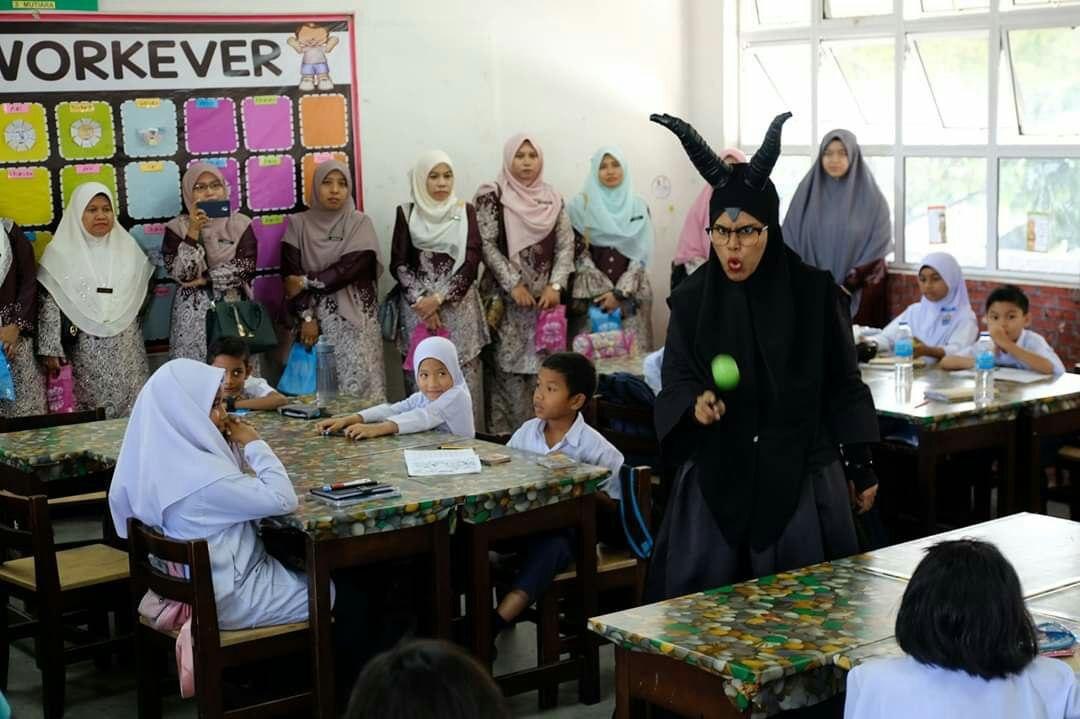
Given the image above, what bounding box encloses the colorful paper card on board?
[59,164,118,210]
[120,98,179,158]
[184,98,239,155]
[241,96,294,153]
[245,154,296,212]
[22,230,53,263]
[253,275,284,323]
[302,152,349,207]
[0,103,50,164]
[298,94,348,149]
[186,157,241,213]
[252,214,288,269]
[124,161,181,220]
[0,167,53,227]
[143,283,175,341]
[130,223,168,279]
[55,101,116,161]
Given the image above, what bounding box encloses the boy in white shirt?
[208,336,288,412]
[494,352,624,637]
[941,285,1066,378]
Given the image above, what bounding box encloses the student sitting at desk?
[941,284,1066,378]
[864,252,977,364]
[844,539,1080,719]
[493,352,624,639]
[316,336,474,440]
[207,336,288,412]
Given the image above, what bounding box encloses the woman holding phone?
[163,162,258,362]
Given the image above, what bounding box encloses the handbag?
[277,342,317,396]
[204,286,278,355]
[379,285,401,342]
[46,364,76,414]
[534,305,567,354]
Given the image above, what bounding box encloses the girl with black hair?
[845,539,1080,718]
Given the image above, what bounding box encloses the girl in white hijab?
[109,359,311,629]
[37,183,154,418]
[390,151,488,429]
[316,336,474,440]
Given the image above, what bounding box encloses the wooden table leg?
[306,537,336,719]
[615,646,632,719]
[917,428,939,535]
[577,492,600,705]
[615,646,745,718]
[432,517,452,639]
[466,521,494,671]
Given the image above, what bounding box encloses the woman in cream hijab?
[37,183,154,418]
[390,151,488,428]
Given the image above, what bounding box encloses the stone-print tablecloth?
[861,368,1080,431]
[589,559,908,714]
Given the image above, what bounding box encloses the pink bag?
[535,305,567,354]
[403,324,451,370]
[46,364,76,414]
[572,329,638,360]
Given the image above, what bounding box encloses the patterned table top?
[0,397,610,539]
[862,368,1080,429]
[591,514,1080,717]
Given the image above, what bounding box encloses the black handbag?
[378,285,400,342]
[205,287,278,354]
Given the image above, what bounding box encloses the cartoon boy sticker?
[287,22,340,92]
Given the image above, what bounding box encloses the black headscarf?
[652,113,876,549]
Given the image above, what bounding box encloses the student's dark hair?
[541,352,597,401]
[345,639,510,719]
[985,284,1029,314]
[206,336,250,364]
[895,539,1037,680]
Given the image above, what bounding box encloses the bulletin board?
[0,13,361,342]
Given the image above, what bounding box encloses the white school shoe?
[317,77,334,91]
[299,76,316,91]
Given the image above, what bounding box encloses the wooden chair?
[127,518,312,718]
[0,492,130,719]
[530,466,654,709]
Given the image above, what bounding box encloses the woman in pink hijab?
[670,147,747,291]
[163,162,257,362]
[475,135,574,434]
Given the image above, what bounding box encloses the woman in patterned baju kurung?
[567,146,654,350]
[391,151,488,429]
[281,160,386,402]
[0,219,46,417]
[37,183,154,418]
[475,134,574,434]
[163,162,257,363]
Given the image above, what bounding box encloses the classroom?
[0,0,1077,717]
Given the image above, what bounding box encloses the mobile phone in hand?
[197,199,230,218]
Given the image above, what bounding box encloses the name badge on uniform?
[96,287,113,294]
[630,215,644,222]
[217,238,235,246]
[941,313,951,326]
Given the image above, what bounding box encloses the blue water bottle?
[974,332,995,407]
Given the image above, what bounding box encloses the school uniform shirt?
[873,302,979,362]
[643,348,665,396]
[844,655,1080,719]
[508,413,625,500]
[242,376,277,399]
[956,329,1066,378]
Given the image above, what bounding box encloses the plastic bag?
[0,351,14,402]
[535,305,567,354]
[589,305,622,333]
[572,329,637,360]
[403,324,451,370]
[277,342,317,396]
[47,364,75,413]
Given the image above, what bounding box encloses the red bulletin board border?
[0,11,364,209]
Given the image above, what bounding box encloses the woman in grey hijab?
[782,130,892,325]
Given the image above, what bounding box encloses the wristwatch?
[225,396,237,412]
[549,282,563,293]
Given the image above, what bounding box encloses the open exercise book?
[403,448,482,477]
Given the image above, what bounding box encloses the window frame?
[733,0,1080,286]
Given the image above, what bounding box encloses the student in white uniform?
[493,352,624,639]
[844,539,1080,719]
[108,358,312,630]
[316,336,474,440]
[864,252,978,364]
[942,284,1066,378]
[643,347,664,395]
[208,336,288,412]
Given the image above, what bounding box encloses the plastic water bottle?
[894,321,914,403]
[974,332,996,407]
[315,336,338,409]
